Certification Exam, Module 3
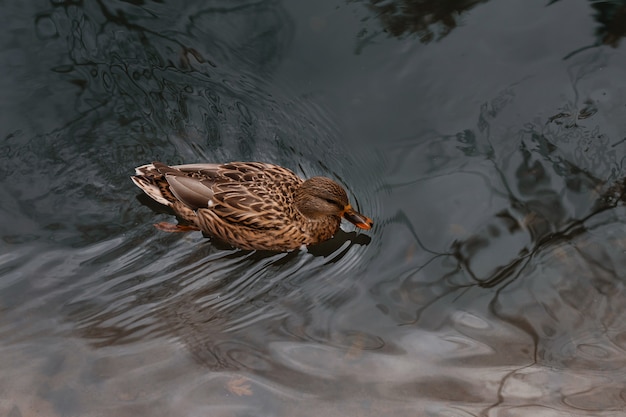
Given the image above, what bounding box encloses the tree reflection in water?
[353,0,626,56]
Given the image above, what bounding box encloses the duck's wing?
[157,162,302,230]
[161,175,216,210]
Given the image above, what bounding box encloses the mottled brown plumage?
[131,161,373,251]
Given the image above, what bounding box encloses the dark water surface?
[2,0,626,415]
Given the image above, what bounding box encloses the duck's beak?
[342,205,373,230]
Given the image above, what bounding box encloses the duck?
[131,161,373,251]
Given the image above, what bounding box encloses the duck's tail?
[131,162,174,207]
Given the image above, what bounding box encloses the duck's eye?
[324,198,337,205]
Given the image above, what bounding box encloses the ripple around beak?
[343,206,373,230]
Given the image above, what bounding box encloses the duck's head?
[295,176,373,230]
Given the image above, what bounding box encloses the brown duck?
[131,161,373,251]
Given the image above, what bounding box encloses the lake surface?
[2,0,626,416]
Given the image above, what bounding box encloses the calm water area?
[2,0,626,416]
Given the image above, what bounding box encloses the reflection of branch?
[397,150,625,327]
[452,162,625,290]
[91,0,216,69]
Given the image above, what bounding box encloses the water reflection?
[366,42,626,413]
[374,47,626,313]
[352,0,626,57]
[554,0,626,48]
[350,0,488,49]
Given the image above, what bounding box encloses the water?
[2,0,626,415]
